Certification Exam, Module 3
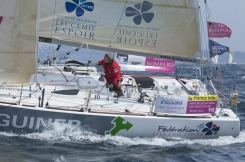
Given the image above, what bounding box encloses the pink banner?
[186,101,217,114]
[0,16,3,24]
[207,21,232,38]
[145,58,175,73]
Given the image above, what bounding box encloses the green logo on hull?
[106,116,133,136]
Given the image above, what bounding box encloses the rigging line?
[45,0,58,60]
[43,0,58,86]
[130,104,146,113]
[198,6,208,78]
[176,62,185,78]
[201,1,213,78]
[18,87,41,102]
[104,0,129,52]
[215,67,227,107]
[50,0,57,47]
[16,83,49,103]
[45,89,54,107]
[204,0,212,63]
[206,81,226,100]
[60,77,76,86]
[204,0,211,22]
[51,65,69,82]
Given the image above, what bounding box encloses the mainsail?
[0,0,38,85]
[39,0,200,61]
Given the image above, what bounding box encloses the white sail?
[212,55,219,64]
[39,0,200,61]
[228,52,233,64]
[0,0,38,85]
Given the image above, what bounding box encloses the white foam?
[1,123,245,147]
[53,155,68,162]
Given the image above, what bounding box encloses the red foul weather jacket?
[98,59,121,85]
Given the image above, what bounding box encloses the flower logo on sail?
[65,0,94,17]
[202,122,220,135]
[125,1,154,25]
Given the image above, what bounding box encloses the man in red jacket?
[97,53,123,97]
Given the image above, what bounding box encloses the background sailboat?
[228,51,237,65]
[212,55,219,64]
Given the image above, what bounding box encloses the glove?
[96,61,101,65]
[106,83,112,88]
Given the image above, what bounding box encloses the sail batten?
[39,0,200,59]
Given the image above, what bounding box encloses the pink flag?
[0,16,3,24]
[207,21,232,38]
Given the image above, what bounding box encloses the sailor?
[97,53,124,97]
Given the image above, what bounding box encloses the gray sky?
[200,0,245,52]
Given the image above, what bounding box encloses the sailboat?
[0,0,240,139]
[228,51,237,65]
[212,55,219,65]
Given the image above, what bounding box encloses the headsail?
[0,0,38,85]
[39,0,200,61]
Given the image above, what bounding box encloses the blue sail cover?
[209,39,229,58]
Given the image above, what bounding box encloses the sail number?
[208,108,215,113]
[94,95,100,99]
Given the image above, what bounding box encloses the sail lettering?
[55,18,96,39]
[145,62,174,67]
[118,29,157,38]
[116,29,157,47]
[117,36,156,47]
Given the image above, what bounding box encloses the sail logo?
[105,116,133,136]
[125,1,154,25]
[0,16,3,24]
[201,122,220,135]
[65,0,94,17]
[154,122,220,137]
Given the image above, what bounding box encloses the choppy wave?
[238,102,245,112]
[1,122,245,148]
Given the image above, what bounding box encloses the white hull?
[0,104,240,139]
[0,65,240,139]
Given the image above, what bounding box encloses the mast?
[204,0,227,107]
